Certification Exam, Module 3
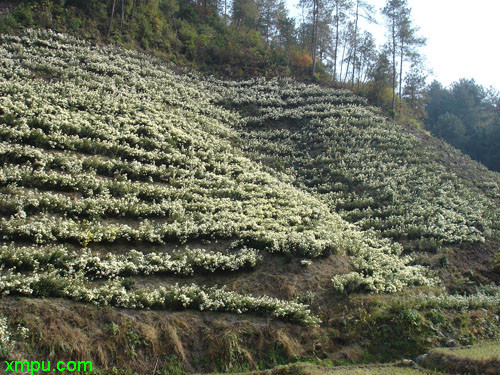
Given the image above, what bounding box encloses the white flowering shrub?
[400,286,500,311]
[0,243,262,278]
[0,269,320,326]
[0,29,463,323]
[0,31,358,258]
[215,78,500,246]
[0,30,332,324]
[0,315,12,358]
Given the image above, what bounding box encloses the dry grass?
[221,363,439,375]
[0,297,325,373]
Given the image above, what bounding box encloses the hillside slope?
[214,78,500,248]
[0,30,499,373]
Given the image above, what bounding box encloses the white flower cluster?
[0,269,320,326]
[331,232,437,293]
[0,316,10,349]
[0,243,262,278]
[0,31,358,258]
[0,28,445,323]
[405,286,500,310]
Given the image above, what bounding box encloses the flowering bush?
[0,269,320,326]
[215,77,499,246]
[0,243,262,278]
[7,29,491,323]
[0,31,354,258]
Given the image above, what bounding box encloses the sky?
[286,0,500,90]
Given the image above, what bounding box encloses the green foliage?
[0,0,297,79]
[364,303,434,361]
[157,355,186,375]
[343,292,500,362]
[425,79,500,172]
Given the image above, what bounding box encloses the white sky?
[286,0,500,90]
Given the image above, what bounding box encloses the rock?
[415,354,427,365]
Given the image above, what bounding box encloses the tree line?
[425,79,500,172]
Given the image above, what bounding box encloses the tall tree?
[121,0,125,29]
[397,7,425,111]
[311,0,319,76]
[383,0,425,115]
[338,20,354,83]
[366,50,393,108]
[382,0,405,115]
[275,15,296,66]
[331,0,352,83]
[255,0,288,46]
[107,0,117,39]
[356,30,377,89]
[402,62,428,118]
[232,0,258,27]
[349,0,375,87]
[299,0,326,77]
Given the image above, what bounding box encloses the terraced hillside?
[215,78,500,248]
[0,30,499,373]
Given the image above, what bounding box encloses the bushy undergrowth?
[338,288,500,362]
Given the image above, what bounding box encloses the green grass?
[325,367,434,375]
[434,342,500,360]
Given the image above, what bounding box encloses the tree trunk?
[351,0,359,87]
[266,7,270,46]
[311,0,318,78]
[391,10,396,114]
[357,57,364,93]
[343,52,351,83]
[107,0,117,39]
[333,1,339,83]
[399,40,404,112]
[121,0,125,30]
[339,38,346,83]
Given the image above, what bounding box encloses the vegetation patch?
[420,343,500,375]
[433,343,500,361]
[328,290,500,363]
